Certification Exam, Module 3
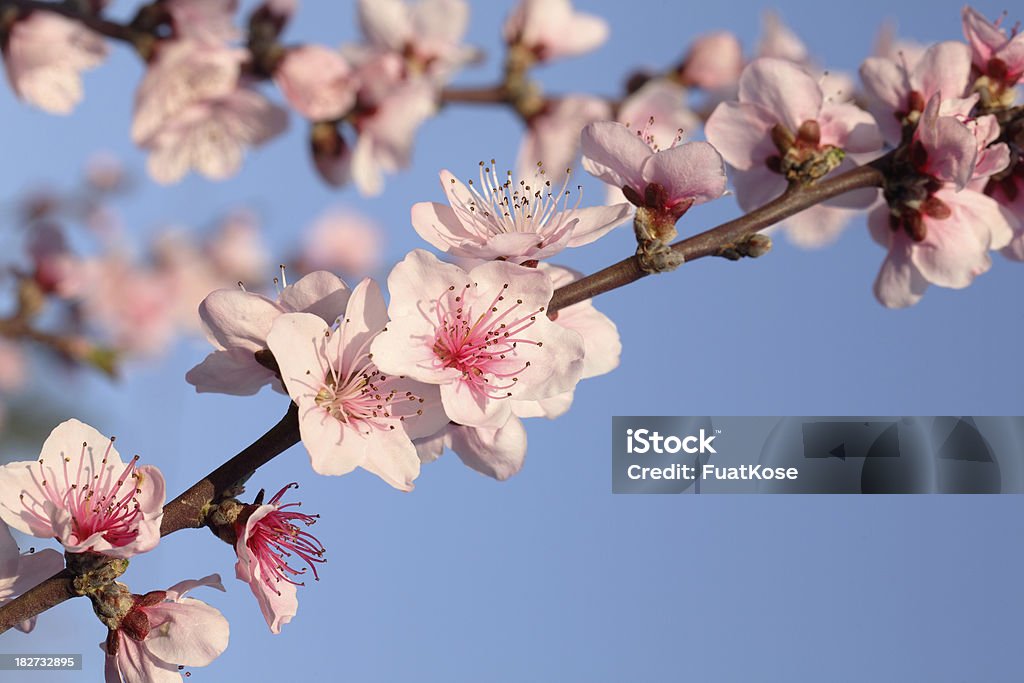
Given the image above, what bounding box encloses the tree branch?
[0,157,888,634]
[550,160,888,313]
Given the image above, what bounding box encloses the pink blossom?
[985,164,1024,261]
[1,11,107,114]
[203,211,270,286]
[266,279,448,489]
[676,32,743,90]
[870,96,1015,307]
[274,45,357,121]
[131,42,242,145]
[143,88,288,184]
[512,264,620,420]
[164,0,239,44]
[357,0,478,81]
[302,211,383,275]
[187,271,352,396]
[609,80,701,203]
[0,339,26,394]
[415,417,528,481]
[234,484,324,634]
[581,120,727,237]
[516,95,611,182]
[756,11,808,64]
[74,253,181,356]
[342,52,438,195]
[103,574,229,683]
[705,58,883,246]
[370,250,585,429]
[0,521,64,633]
[962,7,1024,92]
[860,41,975,146]
[503,0,609,63]
[0,420,165,559]
[133,42,287,184]
[869,187,1016,307]
[411,162,630,265]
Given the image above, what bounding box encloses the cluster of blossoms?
[0,418,328,681]
[0,155,385,438]
[0,2,1022,680]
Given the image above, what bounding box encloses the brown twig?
[550,160,888,312]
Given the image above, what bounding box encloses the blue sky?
[2,1,1023,681]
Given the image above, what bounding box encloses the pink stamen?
[243,484,326,593]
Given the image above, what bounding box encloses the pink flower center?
[314,330,426,433]
[430,282,542,399]
[20,439,143,548]
[243,484,325,592]
[443,161,582,247]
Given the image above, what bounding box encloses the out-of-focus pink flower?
[164,0,240,45]
[187,271,351,396]
[705,58,883,246]
[357,0,478,81]
[503,0,608,63]
[1,11,107,114]
[371,250,584,429]
[873,22,927,66]
[102,575,229,683]
[860,41,975,145]
[0,520,64,633]
[274,45,357,121]
[85,154,127,193]
[0,420,165,559]
[756,11,807,64]
[512,264,620,420]
[204,210,270,285]
[143,88,288,184]
[266,280,448,489]
[234,484,324,634]
[415,417,528,481]
[756,12,857,104]
[870,95,1015,307]
[302,211,383,275]
[962,6,1024,94]
[27,223,77,295]
[516,95,611,181]
[70,253,180,356]
[133,41,287,184]
[581,120,727,239]
[340,52,438,195]
[677,32,743,90]
[132,42,241,144]
[0,340,25,394]
[411,162,630,265]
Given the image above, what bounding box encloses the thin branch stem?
[550,160,888,313]
[440,85,510,105]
